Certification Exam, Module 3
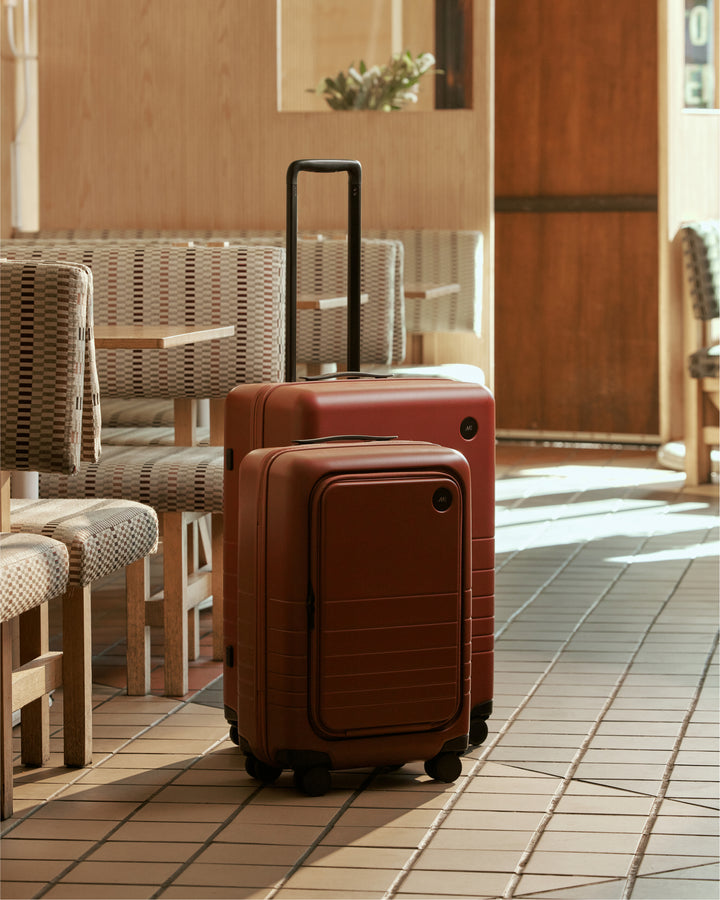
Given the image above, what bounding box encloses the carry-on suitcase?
[235,437,473,794]
[224,159,494,745]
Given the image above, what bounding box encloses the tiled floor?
[1,443,718,900]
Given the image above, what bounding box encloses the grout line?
[263,769,382,900]
[385,465,709,900]
[620,631,719,900]
[30,686,229,897]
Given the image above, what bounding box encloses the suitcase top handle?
[286,159,362,383]
[287,159,362,184]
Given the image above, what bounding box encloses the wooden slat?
[12,652,63,712]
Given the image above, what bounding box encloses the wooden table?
[94,323,235,445]
[404,282,460,300]
[94,324,235,350]
[297,292,369,310]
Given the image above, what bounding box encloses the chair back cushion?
[2,243,286,398]
[680,221,720,321]
[0,259,100,474]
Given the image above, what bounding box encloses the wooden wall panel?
[495,0,659,438]
[495,0,657,197]
[495,211,659,437]
[36,1,491,229]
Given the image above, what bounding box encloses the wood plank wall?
[1,12,16,236]
[494,0,660,439]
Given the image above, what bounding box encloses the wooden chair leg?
[162,511,188,697]
[1,622,14,820]
[19,605,49,767]
[126,557,151,696]
[187,606,200,661]
[62,584,92,767]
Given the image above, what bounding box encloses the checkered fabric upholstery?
[681,221,720,321]
[0,260,101,473]
[1,242,286,397]
[9,499,159,587]
[39,445,224,513]
[102,399,175,427]
[0,533,69,622]
[237,236,403,365]
[360,229,483,336]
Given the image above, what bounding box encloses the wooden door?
[494,0,660,440]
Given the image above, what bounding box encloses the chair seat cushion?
[689,345,720,379]
[38,444,224,513]
[0,533,69,622]
[10,498,159,587]
[101,426,210,446]
[102,399,175,428]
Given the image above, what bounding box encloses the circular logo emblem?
[460,416,478,440]
[433,488,453,511]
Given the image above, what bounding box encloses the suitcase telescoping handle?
[286,159,362,383]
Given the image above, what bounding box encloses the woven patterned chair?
[1,532,69,819]
[1,243,286,696]
[680,221,720,484]
[0,260,159,819]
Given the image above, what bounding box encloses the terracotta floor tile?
[1,858,71,882]
[320,825,427,848]
[522,850,634,877]
[281,865,399,894]
[109,820,217,843]
[43,885,156,899]
[173,862,288,889]
[87,841,201,862]
[215,821,325,845]
[58,860,179,885]
[161,889,267,899]
[304,844,411,869]
[398,868,509,897]
[194,842,306,866]
[0,884,46,900]
[130,802,237,823]
[630,877,720,899]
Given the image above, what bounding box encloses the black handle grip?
[286,159,362,383]
[300,371,392,382]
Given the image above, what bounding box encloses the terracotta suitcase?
[223,159,494,747]
[234,438,473,795]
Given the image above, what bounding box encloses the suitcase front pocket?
[309,473,466,739]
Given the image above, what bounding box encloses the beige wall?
[658,0,720,441]
[34,1,492,230]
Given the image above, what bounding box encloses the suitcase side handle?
[300,371,392,382]
[286,159,362,383]
[292,434,397,445]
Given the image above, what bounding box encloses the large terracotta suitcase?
[234,438,473,795]
[223,159,494,746]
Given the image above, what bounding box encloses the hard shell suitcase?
[235,438,473,794]
[223,159,494,745]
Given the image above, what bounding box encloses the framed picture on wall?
[684,0,716,108]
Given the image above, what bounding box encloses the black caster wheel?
[424,752,462,783]
[245,754,282,785]
[229,723,239,746]
[469,717,489,746]
[293,765,331,797]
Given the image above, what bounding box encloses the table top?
[297,292,369,310]
[404,282,460,300]
[93,324,235,349]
